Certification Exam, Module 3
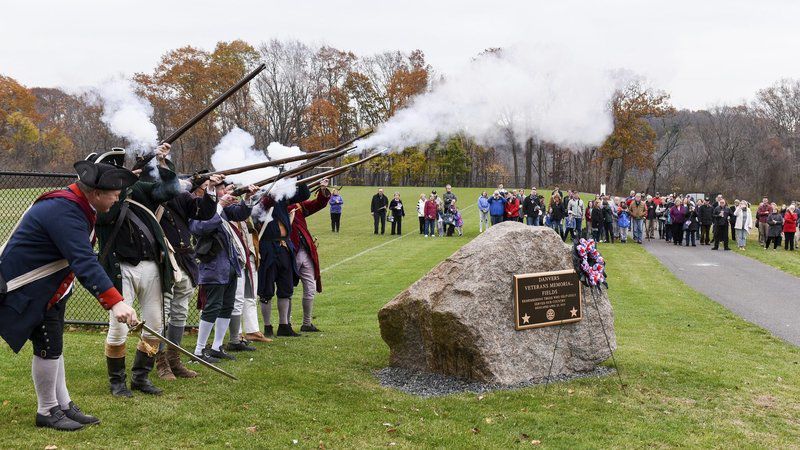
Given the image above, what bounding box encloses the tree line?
[1,39,799,201]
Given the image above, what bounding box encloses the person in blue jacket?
[0,158,138,431]
[487,190,507,226]
[477,191,490,232]
[189,181,257,363]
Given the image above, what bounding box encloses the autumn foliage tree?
[599,80,674,192]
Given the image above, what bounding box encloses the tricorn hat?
[74,160,138,191]
[189,169,211,192]
[86,147,127,167]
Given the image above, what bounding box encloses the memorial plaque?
[513,269,582,330]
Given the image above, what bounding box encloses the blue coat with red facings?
[0,185,123,353]
[256,183,310,299]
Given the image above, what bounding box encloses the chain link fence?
[0,171,201,326]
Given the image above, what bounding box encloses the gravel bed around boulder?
[375,365,617,397]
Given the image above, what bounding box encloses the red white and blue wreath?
[573,238,608,289]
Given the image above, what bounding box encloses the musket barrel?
[231,146,355,196]
[300,150,385,191]
[162,63,266,145]
[206,147,336,178]
[204,130,372,180]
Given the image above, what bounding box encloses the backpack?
[618,211,630,228]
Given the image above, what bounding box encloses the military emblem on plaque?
[513,269,582,330]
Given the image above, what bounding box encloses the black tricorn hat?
[190,169,211,192]
[86,147,127,167]
[74,161,138,190]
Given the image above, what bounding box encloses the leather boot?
[106,356,132,398]
[277,323,301,337]
[166,347,197,378]
[155,350,176,381]
[130,350,163,395]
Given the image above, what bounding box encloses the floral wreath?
[573,238,608,288]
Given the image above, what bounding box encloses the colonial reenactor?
[189,181,256,362]
[95,144,181,397]
[258,183,311,337]
[227,217,269,349]
[288,178,331,332]
[0,157,138,431]
[153,172,222,380]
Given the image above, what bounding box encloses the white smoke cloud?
[250,177,299,225]
[359,44,622,152]
[84,77,159,156]
[211,127,305,186]
[266,177,299,202]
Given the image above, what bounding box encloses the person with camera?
[487,190,507,226]
[712,198,732,251]
[733,200,753,250]
[389,192,405,235]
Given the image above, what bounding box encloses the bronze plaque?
[513,269,582,330]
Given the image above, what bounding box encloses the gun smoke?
[210,127,305,187]
[82,77,159,156]
[359,45,621,152]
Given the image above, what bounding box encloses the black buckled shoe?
[207,347,236,361]
[130,350,163,396]
[192,348,220,364]
[300,323,321,332]
[277,324,301,337]
[226,341,257,352]
[62,402,100,425]
[106,356,133,398]
[264,325,274,337]
[36,405,83,431]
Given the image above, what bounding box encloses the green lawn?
[739,224,800,277]
[1,186,799,448]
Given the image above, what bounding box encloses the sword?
[129,321,239,381]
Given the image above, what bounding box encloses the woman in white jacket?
[417,194,426,234]
[733,200,753,250]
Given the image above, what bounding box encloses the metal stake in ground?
[543,325,563,393]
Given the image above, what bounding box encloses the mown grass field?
[1,186,799,448]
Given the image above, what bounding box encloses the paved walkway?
[642,239,800,347]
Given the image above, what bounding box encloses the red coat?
[424,199,438,219]
[783,211,797,233]
[289,188,331,293]
[505,197,520,218]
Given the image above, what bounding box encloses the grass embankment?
[741,226,800,277]
[0,186,799,448]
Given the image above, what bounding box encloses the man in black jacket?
[697,199,714,245]
[371,188,389,235]
[153,173,221,380]
[712,199,731,250]
[522,188,541,226]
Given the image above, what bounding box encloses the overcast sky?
[1,0,797,110]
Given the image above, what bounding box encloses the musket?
[304,129,373,166]
[129,321,238,381]
[306,151,386,191]
[231,145,355,196]
[200,129,374,181]
[132,63,267,171]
